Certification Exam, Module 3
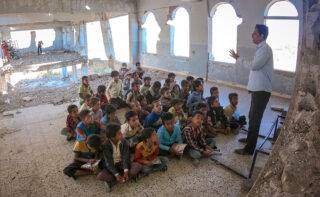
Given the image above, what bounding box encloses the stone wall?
[248,0,320,196]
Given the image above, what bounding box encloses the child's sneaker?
[192,159,200,167]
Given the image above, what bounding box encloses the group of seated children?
[61,62,247,192]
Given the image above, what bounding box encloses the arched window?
[167,7,189,57]
[210,3,242,63]
[142,12,161,54]
[265,0,299,72]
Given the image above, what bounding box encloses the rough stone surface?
[248,1,320,196]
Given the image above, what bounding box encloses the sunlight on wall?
[265,1,299,72]
[10,29,55,49]
[10,31,31,49]
[167,7,190,57]
[142,12,161,54]
[109,15,130,62]
[211,4,242,63]
[86,21,108,60]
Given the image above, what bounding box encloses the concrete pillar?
[74,24,81,54]
[62,28,67,50]
[129,14,139,65]
[66,27,70,51]
[30,31,36,49]
[53,27,63,50]
[62,67,68,77]
[79,23,88,56]
[100,20,115,60]
[72,65,78,82]
[81,63,88,76]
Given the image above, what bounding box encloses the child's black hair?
[111,70,120,77]
[67,104,78,113]
[207,96,217,106]
[152,81,161,89]
[86,134,102,151]
[81,76,88,82]
[106,124,121,139]
[125,110,138,121]
[160,87,169,95]
[171,98,182,106]
[181,79,189,87]
[140,128,155,142]
[210,87,219,95]
[105,104,117,115]
[152,100,161,108]
[84,94,92,102]
[136,62,141,66]
[192,110,204,117]
[193,80,202,90]
[196,77,204,82]
[137,95,146,103]
[90,97,100,106]
[132,72,138,78]
[161,112,174,123]
[168,72,176,78]
[228,93,238,101]
[165,78,171,84]
[171,84,180,93]
[195,102,207,110]
[186,76,194,81]
[79,109,91,120]
[131,81,139,88]
[144,76,151,82]
[97,85,106,93]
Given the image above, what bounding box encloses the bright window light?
[265,1,299,72]
[109,15,130,62]
[142,12,161,54]
[10,29,55,49]
[10,31,31,49]
[167,7,189,57]
[34,29,55,48]
[86,21,108,60]
[211,4,242,63]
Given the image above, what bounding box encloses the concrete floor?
[0,77,290,197]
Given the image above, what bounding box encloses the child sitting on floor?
[168,99,187,126]
[146,81,161,104]
[79,76,93,105]
[224,93,246,132]
[132,72,143,85]
[194,102,217,138]
[168,72,176,90]
[130,101,149,127]
[119,67,127,81]
[207,96,231,135]
[122,72,132,91]
[137,94,151,113]
[135,62,145,79]
[180,80,190,112]
[157,112,184,157]
[186,76,194,92]
[163,78,171,89]
[208,87,219,101]
[160,87,172,112]
[141,76,151,96]
[79,94,92,112]
[124,82,140,105]
[94,85,109,114]
[121,110,144,148]
[134,128,168,174]
[187,79,204,115]
[182,111,216,167]
[145,100,163,131]
[97,124,142,193]
[100,104,121,134]
[61,104,80,141]
[106,71,126,109]
[63,134,102,180]
[90,97,103,121]
[76,109,106,142]
[171,84,181,100]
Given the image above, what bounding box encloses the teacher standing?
[230,24,273,155]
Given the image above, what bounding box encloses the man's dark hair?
[168,72,176,78]
[195,102,207,110]
[228,93,238,101]
[106,124,121,138]
[161,112,174,123]
[172,98,182,106]
[192,110,204,117]
[210,87,218,95]
[131,81,139,88]
[90,97,100,106]
[86,134,102,151]
[161,87,169,95]
[186,76,194,81]
[193,80,202,90]
[256,24,269,40]
[81,76,88,81]
[67,104,78,113]
[152,81,161,89]
[125,110,138,121]
[111,70,119,77]
[181,79,189,87]
[105,104,117,115]
[144,76,151,82]
[84,94,92,101]
[140,128,155,142]
[79,109,91,120]
[137,95,146,103]
[97,85,106,93]
[207,96,217,106]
